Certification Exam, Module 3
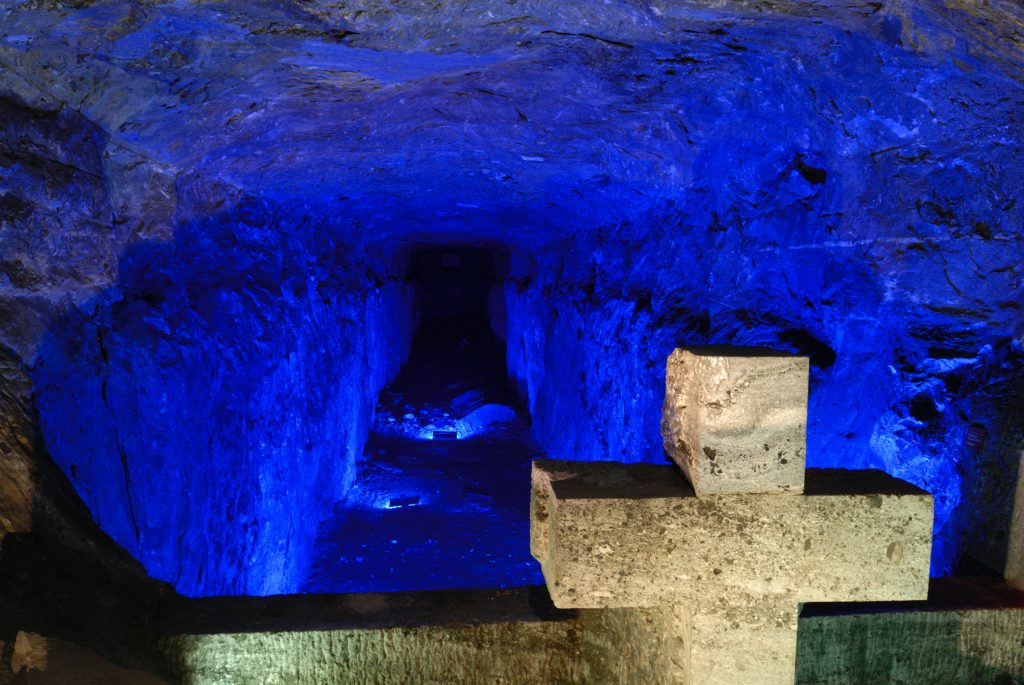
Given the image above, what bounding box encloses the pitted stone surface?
[531,458,933,684]
[691,599,798,685]
[531,459,932,609]
[662,346,809,496]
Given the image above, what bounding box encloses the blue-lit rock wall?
[33,203,414,596]
[0,94,113,359]
[501,64,1024,571]
[1,0,1023,592]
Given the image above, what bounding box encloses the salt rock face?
[0,347,171,674]
[31,211,416,596]
[0,95,111,361]
[0,0,1021,594]
[0,350,36,540]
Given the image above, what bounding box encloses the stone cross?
[531,346,934,685]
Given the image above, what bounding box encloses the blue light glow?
[11,0,1022,597]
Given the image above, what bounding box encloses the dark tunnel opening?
[392,244,519,417]
[302,243,545,593]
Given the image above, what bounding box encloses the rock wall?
[0,347,172,680]
[0,92,112,361]
[0,79,417,597]
[1,0,1022,589]
[495,1,1024,576]
[0,86,176,362]
[32,202,415,596]
[503,140,1022,575]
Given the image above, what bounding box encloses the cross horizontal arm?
[531,459,933,610]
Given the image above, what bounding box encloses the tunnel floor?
[303,319,546,593]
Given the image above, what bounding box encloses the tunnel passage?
[381,244,519,432]
[28,201,1024,600]
[304,243,546,593]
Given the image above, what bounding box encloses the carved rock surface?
[530,459,932,609]
[155,581,1024,684]
[0,0,1021,594]
[0,348,172,681]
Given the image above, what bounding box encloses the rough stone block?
[531,459,933,610]
[798,579,1024,685]
[532,458,933,684]
[662,346,810,495]
[691,600,799,685]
